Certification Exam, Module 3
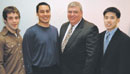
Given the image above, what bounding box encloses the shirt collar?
[1,26,20,36]
[69,18,82,29]
[105,28,118,36]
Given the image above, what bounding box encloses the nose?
[70,12,74,16]
[44,12,47,15]
[107,18,112,21]
[106,18,111,23]
[12,18,17,22]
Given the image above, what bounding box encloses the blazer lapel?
[60,23,69,43]
[101,31,112,63]
[63,19,84,52]
[103,29,120,60]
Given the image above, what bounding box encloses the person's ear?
[4,20,7,24]
[118,18,120,23]
[36,12,38,16]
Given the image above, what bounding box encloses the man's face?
[5,12,20,30]
[104,12,120,31]
[37,5,51,24]
[68,6,82,25]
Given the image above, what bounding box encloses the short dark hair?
[3,6,20,20]
[36,2,50,13]
[103,7,121,18]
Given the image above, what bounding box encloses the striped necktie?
[61,25,73,52]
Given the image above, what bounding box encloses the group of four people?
[0,1,130,74]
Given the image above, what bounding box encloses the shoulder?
[117,30,130,49]
[78,19,98,33]
[26,24,38,33]
[50,25,58,31]
[27,24,37,31]
[118,30,130,41]
[99,31,106,40]
[0,33,4,39]
[24,24,38,37]
[100,31,106,36]
[0,33,5,44]
[61,21,69,28]
[83,19,97,28]
[84,21,99,33]
[60,22,69,32]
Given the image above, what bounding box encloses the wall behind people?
[0,0,130,37]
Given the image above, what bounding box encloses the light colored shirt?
[104,28,118,53]
[62,20,81,42]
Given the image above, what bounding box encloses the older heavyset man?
[59,1,100,74]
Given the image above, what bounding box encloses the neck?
[107,27,118,32]
[38,22,50,28]
[6,25,16,34]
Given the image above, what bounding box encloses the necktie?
[61,25,73,52]
[104,32,110,53]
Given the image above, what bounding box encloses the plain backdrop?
[0,0,130,37]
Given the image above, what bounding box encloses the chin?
[106,28,112,31]
[13,27,18,30]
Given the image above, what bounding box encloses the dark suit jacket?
[99,28,130,74]
[59,18,99,74]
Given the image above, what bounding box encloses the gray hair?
[68,1,82,12]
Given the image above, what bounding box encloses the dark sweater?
[22,24,59,74]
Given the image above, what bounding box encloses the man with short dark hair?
[0,6,25,74]
[99,7,130,74]
[22,2,60,74]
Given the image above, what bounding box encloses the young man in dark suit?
[59,1,99,74]
[99,7,130,74]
